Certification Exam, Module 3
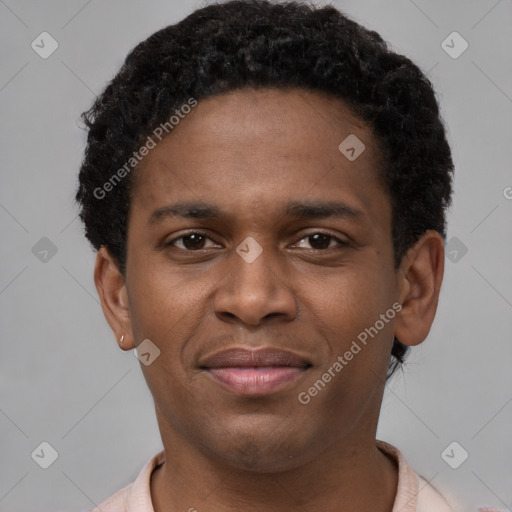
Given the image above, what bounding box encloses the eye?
[167,231,219,251]
[293,232,348,251]
[166,231,349,252]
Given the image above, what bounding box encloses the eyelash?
[166,230,349,251]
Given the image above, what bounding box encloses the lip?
[200,347,311,396]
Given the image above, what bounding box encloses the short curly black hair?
[76,0,454,379]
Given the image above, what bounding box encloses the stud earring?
[120,335,125,348]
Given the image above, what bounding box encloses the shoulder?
[89,483,130,511]
[88,450,165,512]
[377,440,455,512]
[416,475,454,512]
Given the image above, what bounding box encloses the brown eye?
[295,232,348,250]
[307,233,331,250]
[168,232,217,251]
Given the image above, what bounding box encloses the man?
[77,1,459,510]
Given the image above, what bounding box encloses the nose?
[213,239,298,327]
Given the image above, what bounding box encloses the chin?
[198,415,318,473]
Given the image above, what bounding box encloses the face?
[115,88,404,471]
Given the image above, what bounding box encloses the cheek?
[298,271,396,409]
[126,267,204,403]
[299,267,398,397]
[126,261,202,344]
[306,263,396,336]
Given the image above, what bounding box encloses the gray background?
[0,0,511,511]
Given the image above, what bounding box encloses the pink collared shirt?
[90,440,496,511]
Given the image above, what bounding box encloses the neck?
[150,429,398,512]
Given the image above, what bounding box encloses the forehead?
[129,88,389,229]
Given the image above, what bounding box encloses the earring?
[120,335,125,348]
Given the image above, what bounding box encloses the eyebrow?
[148,200,363,225]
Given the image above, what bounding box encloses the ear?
[394,230,445,347]
[94,246,134,350]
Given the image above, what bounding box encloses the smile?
[200,347,311,396]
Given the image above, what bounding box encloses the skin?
[94,88,444,511]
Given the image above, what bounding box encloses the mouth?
[200,347,312,396]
